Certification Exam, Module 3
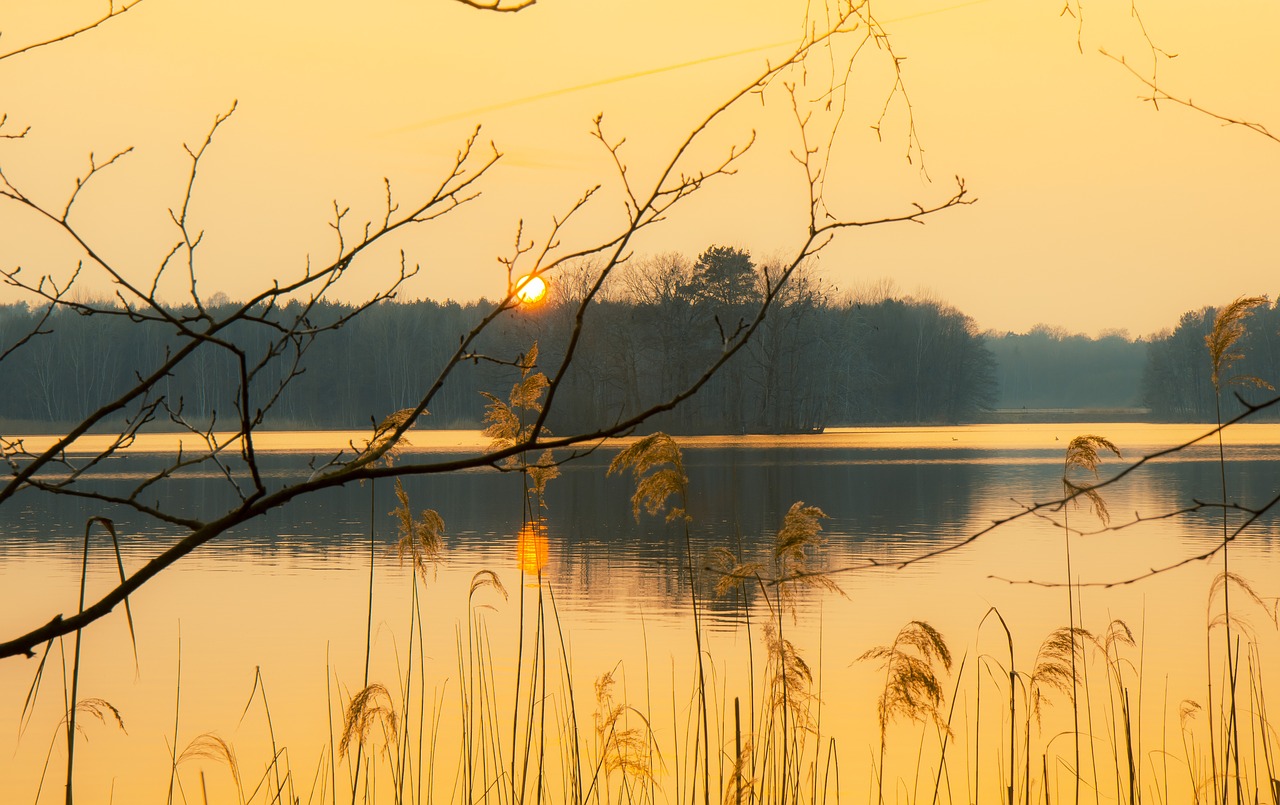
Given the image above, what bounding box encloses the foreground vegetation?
[21,316,1280,804]
[118,557,1280,805]
[23,435,1278,805]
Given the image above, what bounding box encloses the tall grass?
[1060,434,1120,805]
[41,512,1279,805]
[20,422,1280,803]
[1206,295,1273,805]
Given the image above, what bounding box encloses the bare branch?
[1104,49,1278,145]
[453,0,535,11]
[0,1,148,63]
[0,1,977,663]
[0,113,31,140]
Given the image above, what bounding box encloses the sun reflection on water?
[515,518,550,575]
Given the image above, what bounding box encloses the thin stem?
[1062,477,1081,805]
[1214,393,1243,805]
[351,478,377,805]
[64,521,93,805]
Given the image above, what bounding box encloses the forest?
[2,246,1275,432]
[1142,299,1280,419]
[986,325,1146,411]
[0,248,997,433]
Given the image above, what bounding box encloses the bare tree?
[0,2,971,661]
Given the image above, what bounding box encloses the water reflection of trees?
[7,442,1275,612]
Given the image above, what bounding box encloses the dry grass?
[607,433,690,523]
[178,732,244,803]
[339,683,399,760]
[1207,296,1272,392]
[860,621,953,741]
[391,479,445,580]
[1063,434,1121,524]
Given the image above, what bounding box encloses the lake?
[2,423,1278,804]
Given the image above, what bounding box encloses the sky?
[0,0,1277,338]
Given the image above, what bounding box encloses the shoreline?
[7,421,1280,457]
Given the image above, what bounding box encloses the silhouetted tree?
[1142,301,1280,421]
[684,246,759,308]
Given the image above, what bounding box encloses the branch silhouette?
[733,392,1280,593]
[0,2,969,661]
[0,2,148,65]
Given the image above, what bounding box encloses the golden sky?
[1,0,1277,336]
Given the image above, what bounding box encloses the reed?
[1206,295,1272,805]
[131,556,1277,805]
[21,418,1280,805]
[1060,434,1121,805]
[608,432,713,805]
[860,620,953,805]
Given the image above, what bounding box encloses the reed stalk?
[167,627,184,805]
[64,519,93,805]
[1060,434,1120,805]
[1206,295,1270,803]
[931,654,968,805]
[547,584,583,804]
[350,477,378,805]
[975,658,982,805]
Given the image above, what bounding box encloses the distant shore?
[8,420,1280,458]
[983,406,1152,423]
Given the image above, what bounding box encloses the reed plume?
[1208,571,1279,635]
[764,620,817,732]
[469,568,510,603]
[356,406,419,469]
[861,621,953,739]
[723,737,757,805]
[391,479,445,580]
[61,697,126,738]
[861,621,952,805]
[1060,433,1118,804]
[1063,434,1121,524]
[593,668,658,788]
[709,546,763,599]
[482,342,560,504]
[482,343,549,452]
[1179,699,1206,804]
[608,432,710,805]
[607,433,690,523]
[772,501,841,614]
[1028,626,1091,727]
[1100,619,1135,657]
[708,501,839,608]
[1206,295,1272,393]
[340,683,399,760]
[178,732,244,803]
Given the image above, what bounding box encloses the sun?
[514,274,547,305]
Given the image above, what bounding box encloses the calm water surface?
[2,423,1278,803]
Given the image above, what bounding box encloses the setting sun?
[514,274,547,305]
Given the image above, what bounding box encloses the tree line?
[982,297,1280,420]
[4,248,1271,431]
[1142,298,1280,420]
[985,325,1147,410]
[0,248,997,433]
